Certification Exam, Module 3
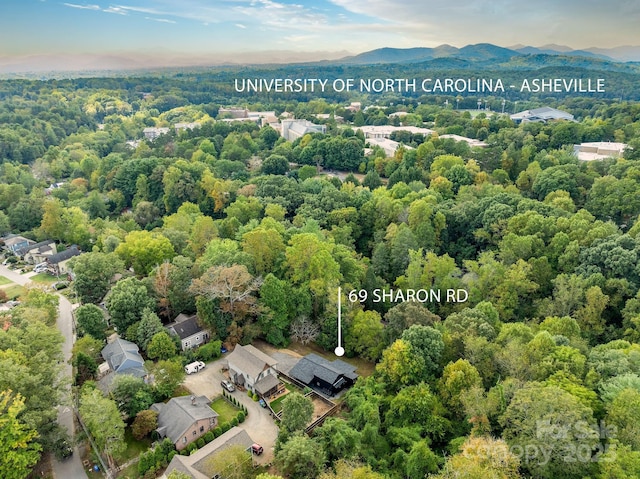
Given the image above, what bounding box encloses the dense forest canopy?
[1,61,640,479]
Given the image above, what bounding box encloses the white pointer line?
[335,286,345,357]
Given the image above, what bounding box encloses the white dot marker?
[334,346,345,357]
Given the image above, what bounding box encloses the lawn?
[0,275,11,285]
[118,428,152,463]
[116,462,139,479]
[269,380,303,413]
[2,284,25,300]
[29,273,58,284]
[210,396,241,425]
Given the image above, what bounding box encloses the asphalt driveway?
[183,356,279,465]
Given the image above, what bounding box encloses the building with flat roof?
[355,125,434,139]
[143,127,170,140]
[573,142,627,161]
[439,134,488,148]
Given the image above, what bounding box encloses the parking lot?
[183,355,279,465]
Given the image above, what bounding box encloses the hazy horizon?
[1,0,639,73]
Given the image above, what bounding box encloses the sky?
[1,0,639,71]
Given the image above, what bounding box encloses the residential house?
[226,344,279,396]
[14,240,57,264]
[2,235,34,254]
[46,245,81,276]
[166,313,209,351]
[281,119,326,141]
[510,107,574,123]
[143,127,170,140]
[98,337,146,391]
[161,427,254,479]
[289,353,358,396]
[573,142,628,161]
[151,395,219,451]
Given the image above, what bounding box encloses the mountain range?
[337,43,640,65]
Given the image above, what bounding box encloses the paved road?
[0,265,88,479]
[184,357,279,465]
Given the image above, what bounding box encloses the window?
[183,437,187,444]
[200,426,204,433]
[193,430,197,436]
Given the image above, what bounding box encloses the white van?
[184,361,206,374]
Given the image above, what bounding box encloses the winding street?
[0,265,88,479]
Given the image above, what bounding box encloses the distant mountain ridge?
[338,43,640,65]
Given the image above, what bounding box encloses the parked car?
[251,443,263,455]
[221,380,236,392]
[184,361,206,374]
[34,262,49,273]
[258,398,267,408]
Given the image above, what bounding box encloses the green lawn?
[118,429,152,463]
[210,397,241,425]
[29,273,58,284]
[0,275,11,285]
[116,462,139,479]
[3,284,25,300]
[269,394,287,414]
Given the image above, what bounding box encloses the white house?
[226,344,278,394]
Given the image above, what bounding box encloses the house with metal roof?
[510,106,574,123]
[161,426,254,479]
[151,395,219,451]
[166,313,209,351]
[289,353,358,396]
[226,344,279,396]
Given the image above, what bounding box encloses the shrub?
[231,417,239,427]
[252,393,259,401]
[213,427,222,438]
[197,438,205,448]
[187,442,197,454]
[204,431,214,443]
[221,423,231,433]
[247,390,253,398]
[195,340,222,362]
[168,450,177,462]
[237,411,245,423]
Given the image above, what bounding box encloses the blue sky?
[1,0,639,70]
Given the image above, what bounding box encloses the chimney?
[191,395,196,406]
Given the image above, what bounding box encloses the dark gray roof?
[47,245,80,264]
[14,240,55,257]
[166,315,203,340]
[151,395,218,445]
[289,353,358,386]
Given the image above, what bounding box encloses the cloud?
[235,23,247,29]
[103,6,128,15]
[63,3,101,10]
[145,16,177,24]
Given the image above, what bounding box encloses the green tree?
[75,304,108,340]
[79,388,126,469]
[401,325,444,379]
[347,310,385,361]
[68,252,124,304]
[0,390,41,479]
[147,331,177,360]
[149,358,184,399]
[110,374,154,419]
[314,418,360,463]
[375,339,427,389]
[261,154,290,175]
[280,392,313,440]
[137,308,164,351]
[500,384,598,479]
[105,277,155,333]
[116,230,175,276]
[607,388,640,451]
[131,409,158,440]
[203,444,253,479]
[276,434,325,479]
